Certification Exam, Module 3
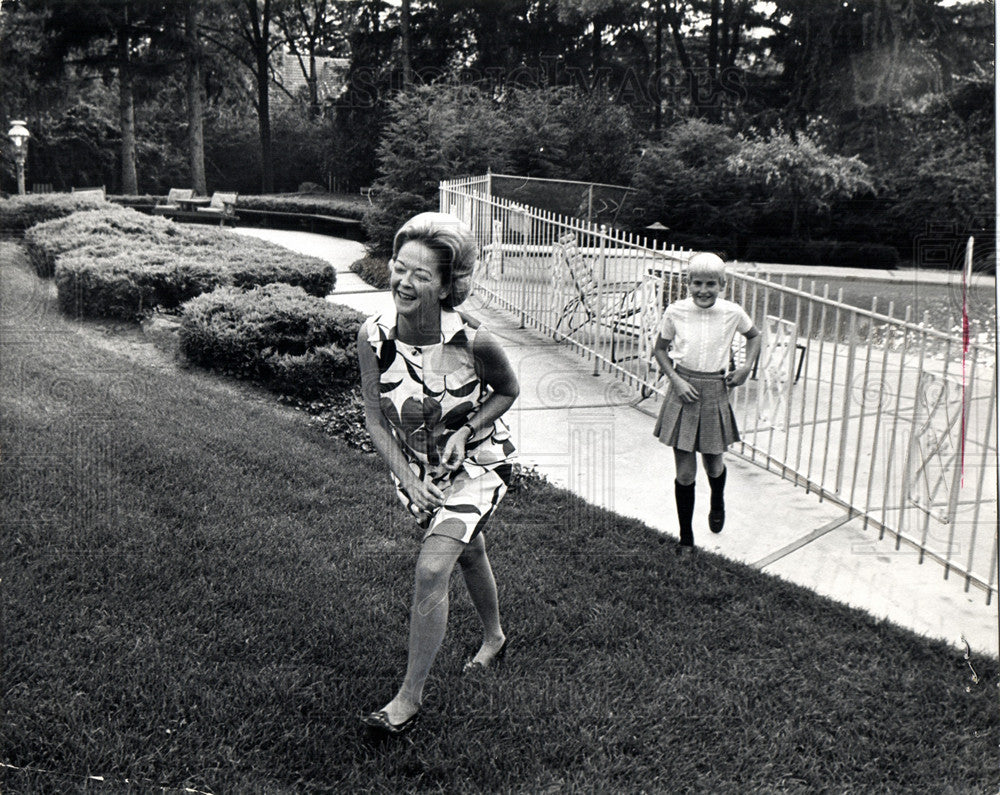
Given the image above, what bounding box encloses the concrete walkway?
[234,227,999,658]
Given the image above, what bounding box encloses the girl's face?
[389,240,448,317]
[687,272,723,308]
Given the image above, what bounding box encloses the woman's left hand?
[441,427,471,471]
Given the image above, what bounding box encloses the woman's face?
[389,240,448,317]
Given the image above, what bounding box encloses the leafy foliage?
[364,84,510,255]
[0,192,110,233]
[629,118,749,235]
[179,283,363,398]
[349,254,390,289]
[28,205,335,318]
[727,130,874,238]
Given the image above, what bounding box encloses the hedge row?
[0,193,109,232]
[104,192,368,220]
[644,230,900,269]
[741,238,900,269]
[349,255,390,290]
[179,283,364,398]
[237,194,367,219]
[27,206,336,319]
[25,205,183,277]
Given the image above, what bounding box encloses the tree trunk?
[309,51,319,115]
[591,19,602,77]
[117,24,138,195]
[400,0,412,87]
[257,52,274,192]
[654,5,662,132]
[185,0,207,195]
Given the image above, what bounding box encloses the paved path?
[234,227,1000,658]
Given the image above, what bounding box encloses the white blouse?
[659,297,754,372]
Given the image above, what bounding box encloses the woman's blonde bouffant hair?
[392,212,478,308]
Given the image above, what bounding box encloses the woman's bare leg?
[458,532,506,664]
[378,533,464,724]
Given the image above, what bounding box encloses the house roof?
[272,49,349,103]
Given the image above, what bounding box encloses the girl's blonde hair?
[686,252,728,284]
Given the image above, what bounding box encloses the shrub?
[237,194,367,220]
[0,193,109,233]
[628,120,750,235]
[742,239,899,269]
[55,239,336,320]
[31,206,336,319]
[179,284,364,398]
[25,205,181,277]
[349,255,390,290]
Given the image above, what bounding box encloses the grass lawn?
[1,242,997,793]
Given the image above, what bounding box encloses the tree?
[629,118,748,235]
[275,0,350,113]
[185,0,208,195]
[727,129,874,237]
[26,0,175,193]
[202,0,280,192]
[364,84,510,254]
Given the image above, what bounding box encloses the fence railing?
[441,174,999,603]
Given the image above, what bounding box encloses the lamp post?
[8,120,30,196]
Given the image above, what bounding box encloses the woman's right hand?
[402,473,446,514]
[671,377,700,403]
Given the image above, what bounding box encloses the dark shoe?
[463,637,509,673]
[676,544,696,557]
[360,709,420,735]
[709,508,725,533]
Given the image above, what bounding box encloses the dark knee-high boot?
[708,467,726,533]
[675,480,695,547]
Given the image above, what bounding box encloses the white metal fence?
[441,174,999,603]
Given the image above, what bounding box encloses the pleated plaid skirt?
[653,365,740,454]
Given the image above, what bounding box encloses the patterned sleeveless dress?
[362,308,516,543]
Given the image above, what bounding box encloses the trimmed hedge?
[26,205,183,277]
[237,194,367,219]
[638,228,900,270]
[0,193,109,233]
[27,206,336,319]
[349,255,390,290]
[179,284,364,398]
[742,239,900,270]
[108,193,367,219]
[55,239,336,320]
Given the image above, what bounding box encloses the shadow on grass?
[1,243,996,793]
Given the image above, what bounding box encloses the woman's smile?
[389,240,446,316]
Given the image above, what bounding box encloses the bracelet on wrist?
[461,422,476,438]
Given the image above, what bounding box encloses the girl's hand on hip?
[673,377,699,403]
[726,366,751,388]
[403,474,446,513]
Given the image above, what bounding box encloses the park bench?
[151,188,194,215]
[195,192,239,225]
[156,191,239,226]
[71,186,106,199]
